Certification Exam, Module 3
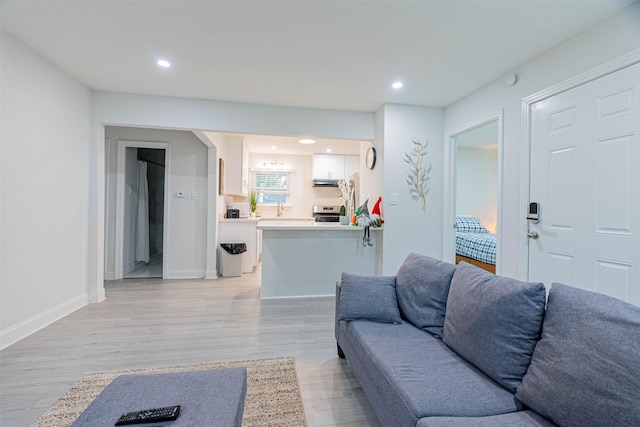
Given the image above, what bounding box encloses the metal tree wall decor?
[403,139,431,213]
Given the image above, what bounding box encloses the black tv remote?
[115,405,180,425]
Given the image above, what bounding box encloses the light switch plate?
[390,192,398,206]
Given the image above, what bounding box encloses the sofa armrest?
[335,281,342,342]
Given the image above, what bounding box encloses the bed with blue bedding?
[455,216,496,273]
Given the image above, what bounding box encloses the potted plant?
[339,204,349,225]
[249,191,258,217]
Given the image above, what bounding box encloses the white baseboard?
[205,270,219,279]
[0,293,89,350]
[166,270,206,279]
[104,271,116,281]
[260,293,334,300]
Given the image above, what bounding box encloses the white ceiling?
[1,0,633,154]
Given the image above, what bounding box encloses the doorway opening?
[123,148,166,278]
[444,112,503,274]
[111,140,170,280]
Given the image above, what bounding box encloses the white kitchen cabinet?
[345,155,359,179]
[223,137,249,196]
[219,219,259,274]
[313,154,346,180]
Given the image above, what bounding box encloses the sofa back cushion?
[395,253,456,337]
[515,283,640,427]
[443,262,546,393]
[337,273,402,324]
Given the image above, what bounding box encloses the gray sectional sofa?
[335,253,640,427]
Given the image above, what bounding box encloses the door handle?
[527,231,539,239]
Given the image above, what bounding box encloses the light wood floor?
[0,266,380,426]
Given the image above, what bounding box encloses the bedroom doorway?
[443,112,503,274]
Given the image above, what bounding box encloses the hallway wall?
[1,32,92,349]
[444,2,640,279]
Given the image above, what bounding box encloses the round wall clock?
[366,147,377,169]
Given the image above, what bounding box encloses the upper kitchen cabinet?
[345,155,359,178]
[313,154,346,180]
[224,136,249,197]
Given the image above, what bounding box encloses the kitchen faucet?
[277,201,283,217]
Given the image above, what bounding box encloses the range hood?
[312,178,339,187]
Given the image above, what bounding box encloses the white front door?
[528,62,640,305]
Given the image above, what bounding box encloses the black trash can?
[219,243,247,277]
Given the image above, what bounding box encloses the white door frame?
[115,140,171,279]
[443,110,504,273]
[519,48,640,279]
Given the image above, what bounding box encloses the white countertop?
[257,216,315,221]
[219,216,315,223]
[257,221,383,230]
[219,217,261,223]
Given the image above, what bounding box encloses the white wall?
[104,127,208,279]
[380,104,445,275]
[456,147,498,232]
[89,91,375,298]
[0,32,92,349]
[444,2,640,280]
[93,92,374,140]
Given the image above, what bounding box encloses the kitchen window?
[252,170,292,206]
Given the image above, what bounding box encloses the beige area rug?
[32,357,307,427]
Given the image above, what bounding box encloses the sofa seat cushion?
[443,262,546,393]
[340,320,521,427]
[515,283,640,427]
[416,410,557,427]
[395,253,456,337]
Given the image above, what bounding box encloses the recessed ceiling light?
[392,81,403,89]
[157,59,171,68]
[298,138,316,145]
[326,148,332,153]
[271,146,277,150]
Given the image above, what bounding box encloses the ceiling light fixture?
[326,148,333,153]
[271,146,277,150]
[157,59,171,68]
[298,138,316,144]
[392,81,403,89]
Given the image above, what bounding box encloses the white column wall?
[1,32,92,349]
[380,104,445,275]
[444,2,640,280]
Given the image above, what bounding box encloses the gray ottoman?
[71,367,247,427]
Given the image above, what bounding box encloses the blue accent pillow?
[455,216,489,233]
[515,283,640,427]
[338,272,401,324]
[443,262,546,393]
[395,253,456,337]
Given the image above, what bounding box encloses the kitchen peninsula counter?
[258,221,383,298]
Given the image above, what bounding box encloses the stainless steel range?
[313,205,340,222]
